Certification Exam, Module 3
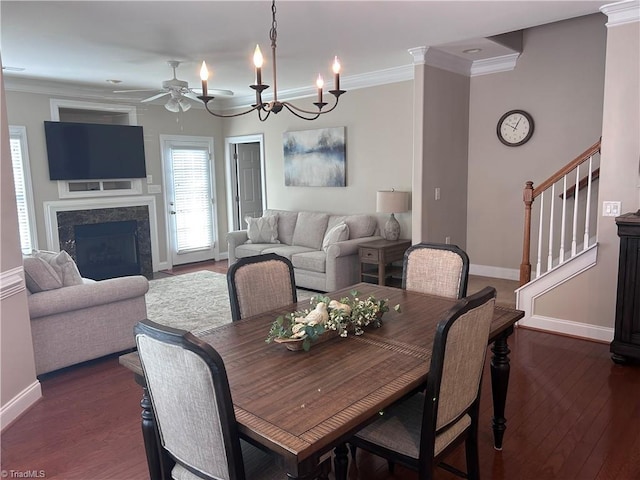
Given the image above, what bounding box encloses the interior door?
[162,136,217,266]
[235,142,263,227]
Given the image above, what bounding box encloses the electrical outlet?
[445,236,451,244]
[603,201,621,217]
[146,174,153,184]
[148,184,161,194]
[435,187,441,201]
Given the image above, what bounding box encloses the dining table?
[119,282,524,480]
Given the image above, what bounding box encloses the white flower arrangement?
[266,290,401,351]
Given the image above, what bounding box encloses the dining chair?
[135,319,286,480]
[348,286,497,480]
[402,242,470,299]
[227,253,298,321]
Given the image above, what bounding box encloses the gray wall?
[467,14,607,277]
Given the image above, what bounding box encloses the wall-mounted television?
[44,121,147,180]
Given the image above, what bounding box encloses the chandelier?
[197,0,346,121]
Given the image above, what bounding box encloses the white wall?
[4,92,226,266]
[0,67,41,429]
[222,82,415,239]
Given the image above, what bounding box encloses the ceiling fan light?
[165,98,180,112]
[178,98,191,112]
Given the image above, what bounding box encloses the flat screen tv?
[44,121,147,180]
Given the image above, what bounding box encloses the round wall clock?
[497,110,534,147]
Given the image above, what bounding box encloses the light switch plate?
[603,201,621,217]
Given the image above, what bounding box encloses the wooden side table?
[359,239,411,286]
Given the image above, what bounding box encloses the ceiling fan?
[115,60,233,112]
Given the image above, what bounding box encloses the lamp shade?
[376,190,409,214]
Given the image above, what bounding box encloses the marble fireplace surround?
[43,196,160,275]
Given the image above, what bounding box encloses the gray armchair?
[24,250,149,375]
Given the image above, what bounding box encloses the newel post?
[520,181,534,286]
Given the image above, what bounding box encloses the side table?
[359,239,411,286]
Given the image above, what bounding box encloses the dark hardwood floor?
[2,261,639,479]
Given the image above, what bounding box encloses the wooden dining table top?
[120,282,523,477]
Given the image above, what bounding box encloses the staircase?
[515,140,611,342]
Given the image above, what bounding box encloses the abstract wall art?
[283,127,346,187]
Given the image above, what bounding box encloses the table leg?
[334,443,349,480]
[490,327,513,450]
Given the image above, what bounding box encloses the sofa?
[227,209,383,292]
[23,250,149,375]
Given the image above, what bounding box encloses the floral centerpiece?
[266,290,401,351]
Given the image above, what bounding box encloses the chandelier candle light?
[198,0,345,121]
[377,190,410,241]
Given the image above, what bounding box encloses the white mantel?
[43,196,160,273]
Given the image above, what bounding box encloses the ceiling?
[1,1,609,108]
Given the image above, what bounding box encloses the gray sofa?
[23,250,149,375]
[227,209,383,292]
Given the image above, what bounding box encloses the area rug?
[145,270,314,335]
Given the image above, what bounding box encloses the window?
[9,126,37,255]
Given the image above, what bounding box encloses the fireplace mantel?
[43,196,160,273]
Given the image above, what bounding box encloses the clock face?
[497,110,534,147]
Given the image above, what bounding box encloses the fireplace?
[55,204,154,279]
[74,220,141,280]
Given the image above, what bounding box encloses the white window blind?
[170,147,214,253]
[9,127,37,255]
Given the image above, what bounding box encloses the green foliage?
[266,291,401,348]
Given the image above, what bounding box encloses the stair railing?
[520,139,601,285]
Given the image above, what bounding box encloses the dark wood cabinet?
[610,210,640,364]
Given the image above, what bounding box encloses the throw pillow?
[23,256,63,292]
[33,250,84,287]
[245,216,280,244]
[291,212,330,250]
[322,222,349,251]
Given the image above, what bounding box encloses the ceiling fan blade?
[183,91,202,102]
[113,89,159,93]
[141,92,170,103]
[189,87,234,98]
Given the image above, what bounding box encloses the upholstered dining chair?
[227,253,298,321]
[348,286,497,480]
[402,242,470,299]
[135,319,286,480]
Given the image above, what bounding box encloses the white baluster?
[583,155,593,250]
[536,191,544,277]
[547,184,555,270]
[560,175,567,263]
[571,165,580,256]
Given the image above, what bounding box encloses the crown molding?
[226,64,415,108]
[600,0,640,26]
[470,53,521,77]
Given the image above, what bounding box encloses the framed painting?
[283,127,346,187]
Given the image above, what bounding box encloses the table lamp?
[376,190,410,241]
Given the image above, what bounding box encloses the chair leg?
[465,434,480,480]
[387,460,395,473]
[349,443,357,460]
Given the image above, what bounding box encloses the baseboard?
[469,264,519,281]
[519,314,614,343]
[1,380,42,431]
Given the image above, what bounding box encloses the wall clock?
[497,110,534,147]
